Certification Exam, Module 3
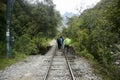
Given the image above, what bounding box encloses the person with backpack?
[57,36,64,50]
[64,37,72,53]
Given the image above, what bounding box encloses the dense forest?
[0,0,120,80]
[0,0,6,56]
[62,0,120,79]
[0,0,61,57]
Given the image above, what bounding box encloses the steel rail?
[64,52,75,80]
[44,46,75,80]
[43,46,57,80]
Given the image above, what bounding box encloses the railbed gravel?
[0,55,51,80]
[0,39,102,80]
[69,56,102,80]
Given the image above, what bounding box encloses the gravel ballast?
[0,40,102,80]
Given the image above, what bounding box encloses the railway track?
[43,49,75,80]
[0,45,102,80]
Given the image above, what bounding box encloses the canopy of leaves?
[62,0,120,79]
[0,0,62,57]
[0,1,6,56]
[12,0,61,37]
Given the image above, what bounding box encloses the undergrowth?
[0,53,26,70]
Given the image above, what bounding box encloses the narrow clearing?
[0,40,102,80]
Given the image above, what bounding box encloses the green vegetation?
[0,1,6,57]
[0,0,120,79]
[11,0,61,56]
[0,0,61,69]
[0,53,26,70]
[62,0,120,79]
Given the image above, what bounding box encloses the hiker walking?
[57,36,64,50]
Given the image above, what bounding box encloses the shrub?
[0,42,6,57]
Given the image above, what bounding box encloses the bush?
[14,34,31,54]
[13,34,50,55]
[80,49,94,60]
[0,42,6,57]
[27,39,39,55]
[31,37,49,55]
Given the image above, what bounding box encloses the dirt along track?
[0,39,102,80]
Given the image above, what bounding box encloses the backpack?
[59,38,63,45]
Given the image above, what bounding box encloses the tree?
[62,0,120,79]
[0,1,6,56]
